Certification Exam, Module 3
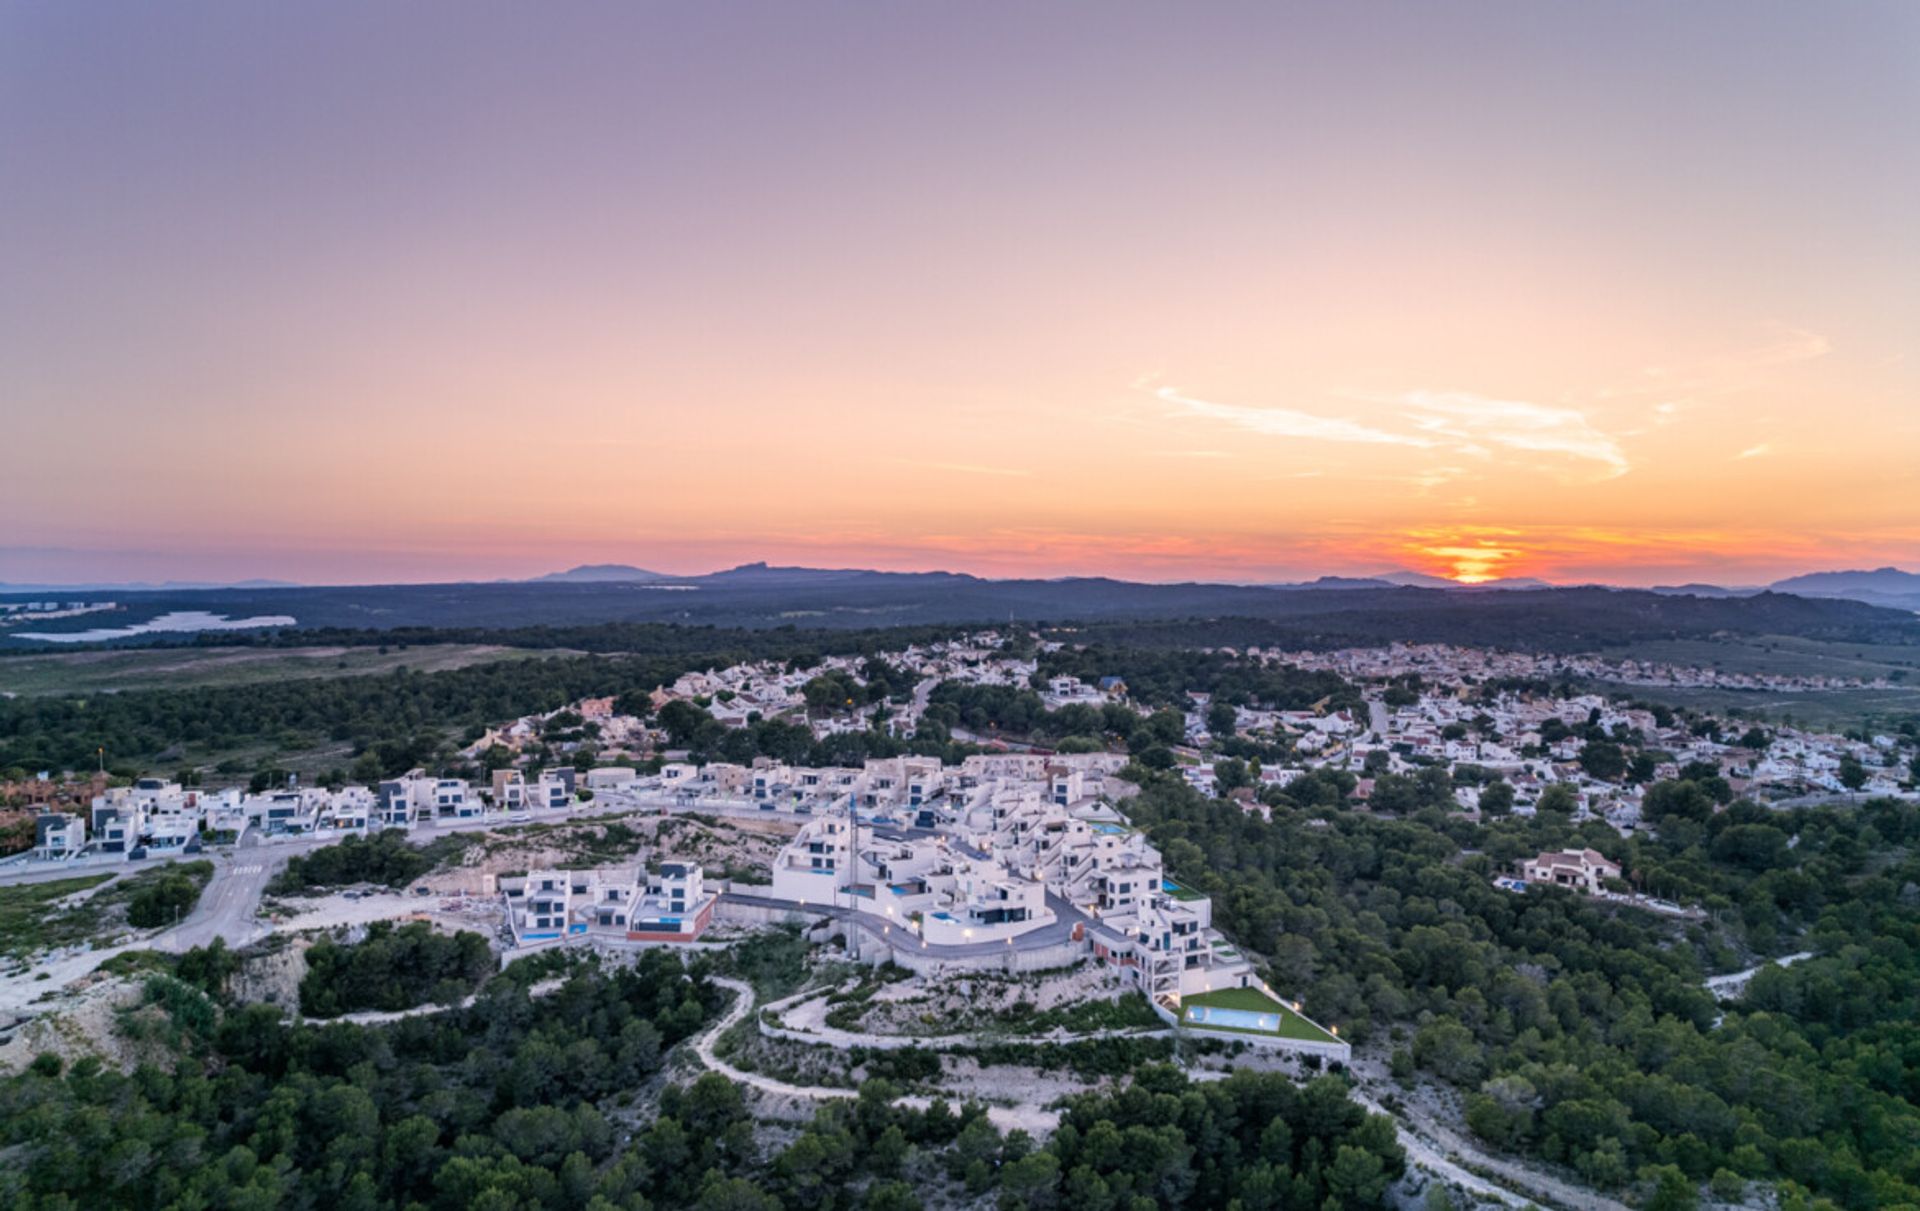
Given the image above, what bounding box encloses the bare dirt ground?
[265,887,504,937]
[416,812,789,896]
[853,963,1133,1036]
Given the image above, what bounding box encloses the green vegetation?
[1006,990,1164,1035]
[268,830,462,894]
[926,680,1186,751]
[0,643,555,696]
[1180,986,1338,1043]
[1599,634,1920,681]
[1585,681,1920,731]
[0,623,968,777]
[0,861,212,961]
[1045,1066,1403,1208]
[1039,644,1362,713]
[1127,770,1920,1207]
[0,951,725,1209]
[299,921,494,1018]
[0,872,115,961]
[121,860,214,929]
[0,928,1406,1211]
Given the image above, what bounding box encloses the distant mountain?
[696,562,978,587]
[1769,567,1920,612]
[1375,570,1553,590]
[1267,575,1399,590]
[1649,583,1758,598]
[533,564,666,584]
[8,572,1919,651]
[1772,567,1920,595]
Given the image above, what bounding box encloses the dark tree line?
[299,922,495,1018]
[1,947,1407,1211]
[1122,770,1920,1208]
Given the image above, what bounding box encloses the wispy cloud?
[1151,386,1439,449]
[1612,326,1832,401]
[1391,390,1630,478]
[1734,442,1771,460]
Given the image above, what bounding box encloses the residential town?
[12,632,1914,877]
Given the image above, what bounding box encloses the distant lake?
[14,610,298,643]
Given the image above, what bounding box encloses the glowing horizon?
[4,4,1915,590]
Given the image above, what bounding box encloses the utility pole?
[845,788,860,961]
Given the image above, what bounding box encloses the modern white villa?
[500,861,716,945]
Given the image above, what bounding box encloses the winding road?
[693,976,1058,1133]
[1704,951,1813,999]
[1347,1056,1631,1211]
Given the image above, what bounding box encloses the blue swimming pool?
[1184,1005,1280,1032]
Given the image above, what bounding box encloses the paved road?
[694,976,1056,1134]
[1367,696,1389,738]
[722,888,1094,961]
[163,856,282,953]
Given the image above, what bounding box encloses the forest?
[269,832,456,895]
[0,945,1406,1211]
[299,922,496,1018]
[1125,770,1920,1209]
[0,624,965,775]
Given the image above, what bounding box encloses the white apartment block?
[759,755,1256,1001]
[31,812,87,860]
[500,862,716,944]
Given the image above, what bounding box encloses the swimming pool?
[1184,1005,1281,1033]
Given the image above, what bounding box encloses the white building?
[501,862,716,945]
[1522,848,1622,894]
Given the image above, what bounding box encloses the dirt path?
[769,985,1169,1051]
[695,977,1058,1134]
[1348,1057,1630,1211]
[1704,950,1813,998]
[299,976,565,1026]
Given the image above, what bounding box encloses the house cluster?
[1038,674,1130,710]
[20,767,599,863]
[765,751,1257,1007]
[500,861,716,945]
[1259,640,1906,694]
[1174,641,1913,830]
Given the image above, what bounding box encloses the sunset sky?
[4,3,1915,587]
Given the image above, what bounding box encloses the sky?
[3,2,1916,587]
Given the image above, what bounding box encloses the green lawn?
[0,643,566,696]
[1605,635,1920,681]
[1581,681,1920,731]
[1580,635,1920,728]
[1179,985,1338,1043]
